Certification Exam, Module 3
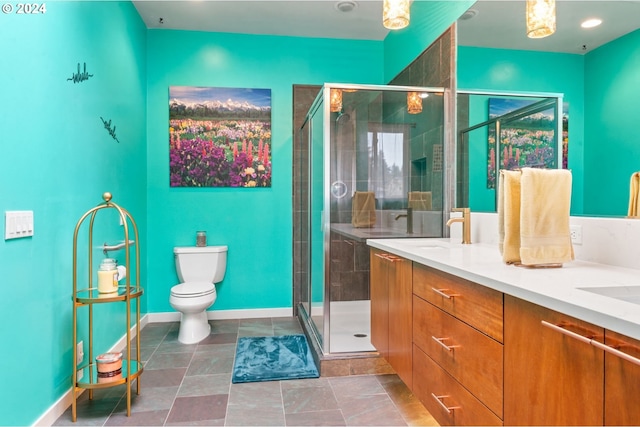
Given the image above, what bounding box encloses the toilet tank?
[174,245,227,283]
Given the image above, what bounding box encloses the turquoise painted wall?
[0,0,476,422]
[0,2,147,425]
[457,46,585,214]
[384,0,474,82]
[145,30,384,314]
[584,29,640,216]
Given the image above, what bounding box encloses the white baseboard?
[33,315,150,427]
[35,307,293,426]
[146,307,293,323]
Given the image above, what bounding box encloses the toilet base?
[178,310,211,344]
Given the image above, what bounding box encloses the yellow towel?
[628,172,640,217]
[519,168,574,266]
[498,170,522,264]
[408,191,432,211]
[351,191,376,228]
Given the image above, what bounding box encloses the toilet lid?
[171,281,215,297]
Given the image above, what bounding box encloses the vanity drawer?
[413,295,503,418]
[413,344,503,426]
[413,263,504,342]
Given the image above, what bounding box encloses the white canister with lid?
[97,258,119,293]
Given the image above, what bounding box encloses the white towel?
[628,172,640,217]
[408,191,432,211]
[498,170,522,264]
[519,168,574,266]
[351,192,376,228]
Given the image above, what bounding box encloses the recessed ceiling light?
[581,18,602,29]
[459,9,479,21]
[335,1,357,13]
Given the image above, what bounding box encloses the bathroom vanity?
[368,238,640,426]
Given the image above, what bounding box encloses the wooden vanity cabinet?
[412,264,504,426]
[504,295,605,426]
[604,330,640,425]
[370,248,413,387]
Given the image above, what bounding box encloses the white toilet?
[170,245,228,344]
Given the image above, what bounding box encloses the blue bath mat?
[232,334,319,383]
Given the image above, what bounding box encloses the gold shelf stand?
[71,192,143,422]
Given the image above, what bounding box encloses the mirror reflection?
[457,91,563,212]
[456,0,640,217]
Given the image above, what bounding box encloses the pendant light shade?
[383,0,410,30]
[407,92,422,115]
[330,89,343,113]
[526,0,556,39]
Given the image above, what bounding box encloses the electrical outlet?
[570,225,583,245]
[76,341,84,365]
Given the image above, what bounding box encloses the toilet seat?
[171,281,215,298]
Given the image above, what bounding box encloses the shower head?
[336,112,351,123]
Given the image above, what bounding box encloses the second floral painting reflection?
[169,86,272,187]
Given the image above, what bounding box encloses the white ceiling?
[132,0,640,54]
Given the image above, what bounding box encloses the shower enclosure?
[298,84,447,356]
[456,90,564,212]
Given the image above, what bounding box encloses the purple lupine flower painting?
[169,86,272,187]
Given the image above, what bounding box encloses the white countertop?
[367,238,640,341]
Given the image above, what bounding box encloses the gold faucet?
[446,207,471,244]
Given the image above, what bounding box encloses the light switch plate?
[5,210,34,240]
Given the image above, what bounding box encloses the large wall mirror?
[456,0,640,217]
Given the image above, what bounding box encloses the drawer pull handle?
[375,253,403,263]
[591,339,640,367]
[542,321,640,367]
[432,336,458,352]
[540,320,593,345]
[431,393,460,414]
[431,287,459,299]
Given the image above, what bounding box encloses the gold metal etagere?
[71,192,143,422]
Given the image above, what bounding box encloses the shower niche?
[297,84,447,357]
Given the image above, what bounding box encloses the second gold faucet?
[446,207,471,244]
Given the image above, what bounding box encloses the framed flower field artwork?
[169,86,272,187]
[486,98,568,189]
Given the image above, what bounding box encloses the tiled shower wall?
[292,26,456,314]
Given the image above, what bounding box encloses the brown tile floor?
[54,317,438,426]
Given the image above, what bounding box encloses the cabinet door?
[370,249,389,358]
[387,255,412,388]
[604,330,640,426]
[504,295,604,426]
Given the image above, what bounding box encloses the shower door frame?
[305,83,448,356]
[456,89,564,211]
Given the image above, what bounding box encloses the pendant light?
[526,0,556,39]
[330,89,343,113]
[383,0,410,30]
[407,92,422,115]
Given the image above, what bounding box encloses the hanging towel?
[408,191,432,211]
[498,170,523,264]
[519,168,574,266]
[628,172,640,217]
[351,191,376,228]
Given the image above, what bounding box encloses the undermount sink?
[578,286,640,305]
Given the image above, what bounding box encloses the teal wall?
[0,0,476,423]
[584,29,640,216]
[145,30,383,314]
[383,0,474,81]
[457,46,585,214]
[0,2,147,425]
